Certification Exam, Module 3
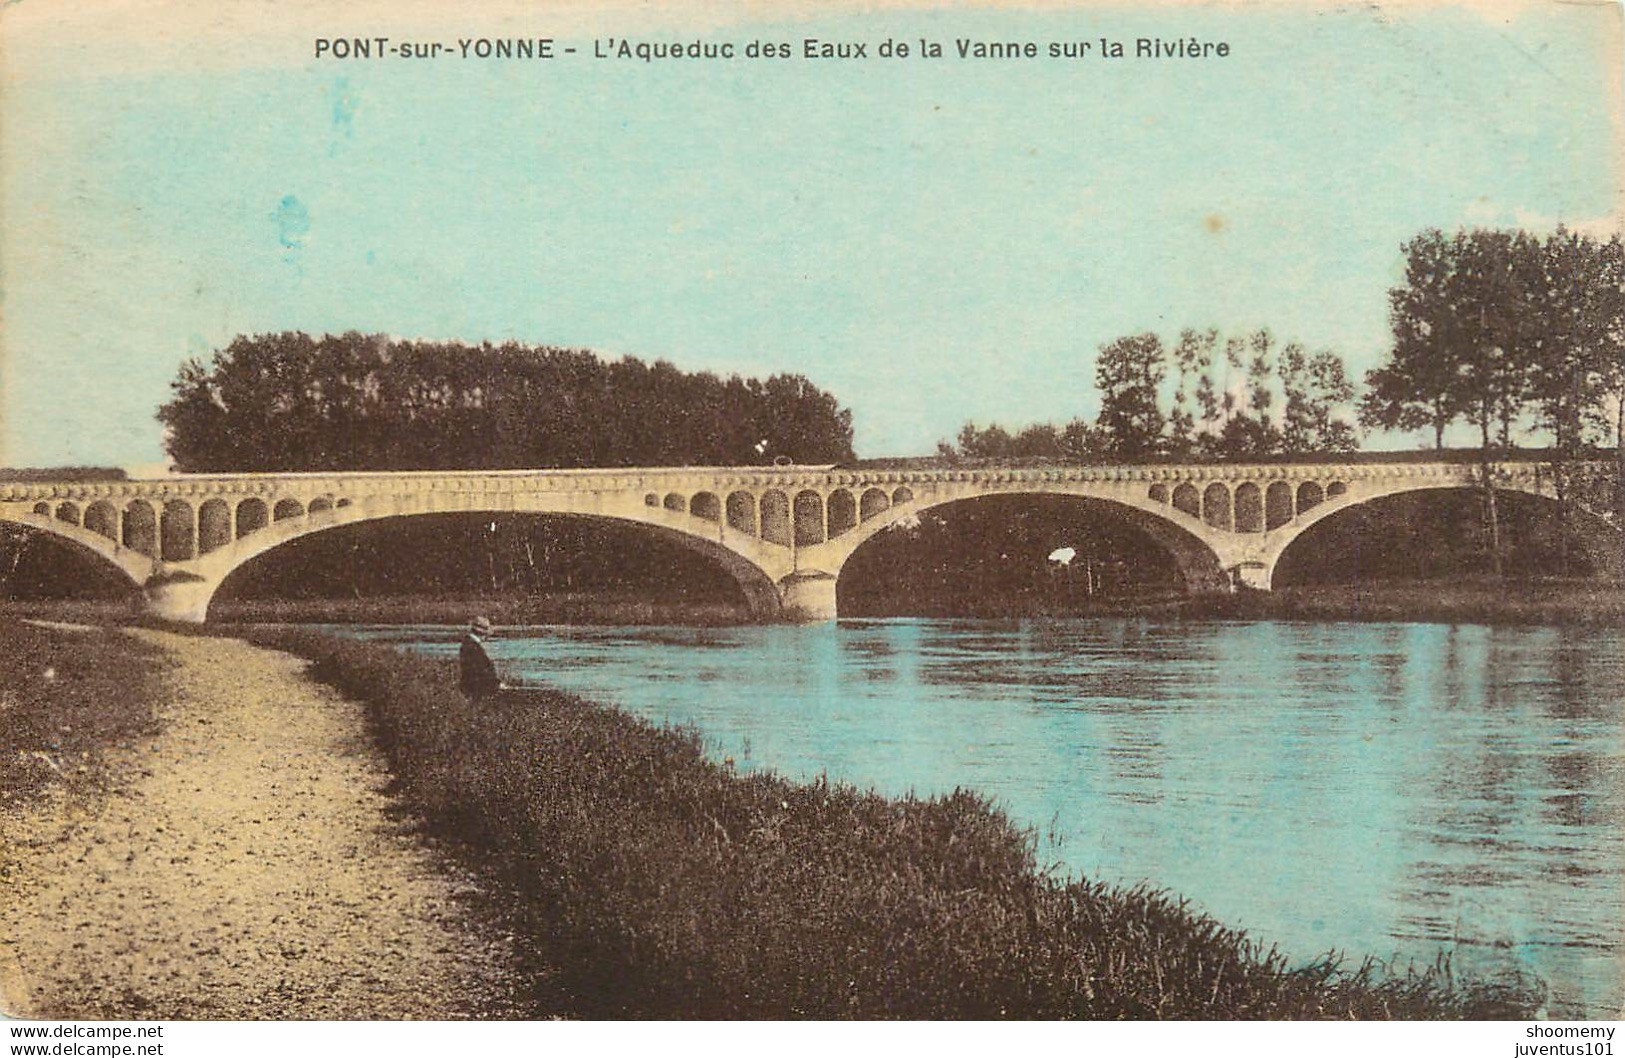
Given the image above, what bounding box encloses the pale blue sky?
[2,1,1618,467]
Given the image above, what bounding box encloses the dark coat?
[459,633,500,700]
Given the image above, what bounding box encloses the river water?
[338,618,1624,1018]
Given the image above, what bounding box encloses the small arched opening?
[161,499,196,561]
[793,490,826,547]
[237,498,269,537]
[827,489,857,538]
[198,499,232,554]
[760,490,791,546]
[84,501,118,541]
[1202,483,1232,531]
[123,500,157,557]
[1172,483,1201,519]
[1265,481,1294,530]
[859,488,890,522]
[726,491,757,535]
[1233,483,1263,533]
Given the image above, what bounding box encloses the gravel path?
[0,629,515,1019]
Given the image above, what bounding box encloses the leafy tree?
[1306,350,1359,453]
[1423,231,1525,574]
[1199,415,1280,462]
[1360,230,1466,448]
[1281,343,1358,456]
[942,423,1013,460]
[939,420,1108,462]
[1362,227,1625,575]
[1189,330,1290,461]
[1058,419,1110,461]
[1520,228,1625,567]
[1244,330,1278,440]
[1094,333,1166,460]
[1167,329,1218,458]
[1592,235,1625,521]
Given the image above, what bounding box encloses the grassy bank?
[1187,579,1625,627]
[247,627,1541,1019]
[0,617,166,807]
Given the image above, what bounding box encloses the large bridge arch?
[193,505,782,623]
[1270,484,1625,585]
[825,489,1229,616]
[0,514,148,596]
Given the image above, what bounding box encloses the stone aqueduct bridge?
[1,460,1616,622]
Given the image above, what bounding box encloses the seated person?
[459,616,504,701]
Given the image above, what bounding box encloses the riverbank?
[7,576,1624,629]
[245,625,1542,1019]
[210,592,753,627]
[208,578,1625,627]
[0,619,518,1019]
[1185,578,1625,627]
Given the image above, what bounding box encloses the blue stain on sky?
[330,77,359,135]
[273,195,310,250]
[328,77,359,158]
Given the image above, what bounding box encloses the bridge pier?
[1231,562,1272,591]
[142,571,218,624]
[777,572,839,622]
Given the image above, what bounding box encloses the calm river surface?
[338,618,1624,1018]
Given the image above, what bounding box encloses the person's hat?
[470,616,494,636]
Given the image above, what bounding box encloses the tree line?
[159,332,856,472]
[942,327,1357,463]
[943,227,1624,495]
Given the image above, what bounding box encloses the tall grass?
[246,628,1541,1019]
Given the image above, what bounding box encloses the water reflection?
[338,618,1624,1017]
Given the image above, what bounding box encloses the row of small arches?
[1148,480,1347,533]
[31,495,347,561]
[645,486,916,547]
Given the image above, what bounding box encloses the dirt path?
[0,629,515,1020]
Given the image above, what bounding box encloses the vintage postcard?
[1,0,1621,1037]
